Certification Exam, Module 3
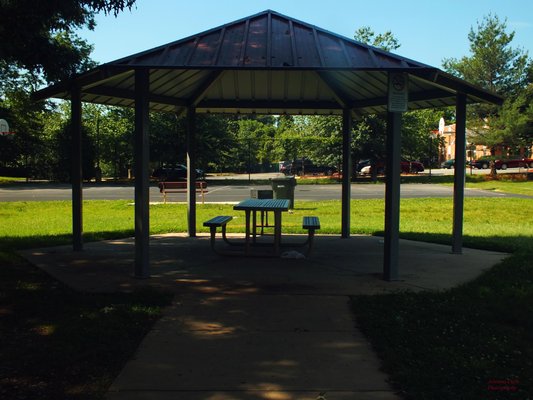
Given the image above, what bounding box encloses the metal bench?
[158,181,208,204]
[302,216,320,256]
[203,215,233,254]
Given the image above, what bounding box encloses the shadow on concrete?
[19,234,507,400]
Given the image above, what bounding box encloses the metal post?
[341,108,352,238]
[71,86,83,251]
[452,93,467,254]
[384,111,402,281]
[186,107,197,237]
[134,68,150,278]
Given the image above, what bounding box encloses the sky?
[78,0,533,69]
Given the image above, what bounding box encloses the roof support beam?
[84,86,188,107]
[452,93,467,254]
[316,71,350,108]
[71,85,83,252]
[341,108,352,238]
[134,69,151,279]
[350,89,456,109]
[190,71,223,106]
[197,99,341,110]
[383,110,402,281]
[187,107,197,237]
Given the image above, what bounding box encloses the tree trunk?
[489,160,497,178]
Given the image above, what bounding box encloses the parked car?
[469,157,493,169]
[441,159,455,169]
[151,164,205,181]
[494,157,533,170]
[359,159,424,175]
[280,159,337,176]
[470,156,533,170]
[355,159,372,173]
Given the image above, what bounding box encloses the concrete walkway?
[20,234,506,399]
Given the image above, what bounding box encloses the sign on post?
[388,73,409,112]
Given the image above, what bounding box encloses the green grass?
[437,173,533,196]
[351,250,533,399]
[0,251,173,399]
[1,198,532,253]
[465,179,533,197]
[1,195,533,399]
[0,176,25,184]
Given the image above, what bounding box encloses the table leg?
[245,210,251,254]
[252,210,257,243]
[274,211,282,255]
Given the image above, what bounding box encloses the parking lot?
[1,169,531,202]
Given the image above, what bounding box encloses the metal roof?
[35,10,503,114]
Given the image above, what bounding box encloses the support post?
[186,107,197,237]
[452,93,467,254]
[341,108,352,238]
[71,86,83,251]
[383,111,402,281]
[134,69,150,278]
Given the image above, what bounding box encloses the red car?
[495,158,533,170]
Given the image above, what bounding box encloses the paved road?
[0,181,528,202]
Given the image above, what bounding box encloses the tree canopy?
[354,26,400,52]
[0,0,136,83]
[443,14,532,153]
[443,14,529,98]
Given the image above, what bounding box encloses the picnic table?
[233,198,290,255]
[203,198,320,257]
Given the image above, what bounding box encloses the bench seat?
[158,181,208,204]
[203,215,233,254]
[203,215,233,228]
[303,216,320,230]
[302,216,320,256]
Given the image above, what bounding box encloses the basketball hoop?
[0,119,15,138]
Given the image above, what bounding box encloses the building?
[437,122,532,162]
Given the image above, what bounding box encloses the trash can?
[250,189,273,199]
[271,176,296,208]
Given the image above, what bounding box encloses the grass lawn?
[0,194,532,399]
[0,176,25,184]
[465,178,533,197]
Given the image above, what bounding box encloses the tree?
[231,118,277,173]
[443,14,529,97]
[292,116,342,169]
[489,85,533,152]
[0,0,136,83]
[351,27,401,173]
[354,26,400,52]
[443,14,532,158]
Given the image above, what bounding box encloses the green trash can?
[271,176,296,208]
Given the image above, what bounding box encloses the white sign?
[0,119,9,134]
[388,73,409,112]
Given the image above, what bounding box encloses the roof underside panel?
[52,68,480,115]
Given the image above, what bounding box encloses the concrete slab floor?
[18,234,507,400]
[20,233,507,295]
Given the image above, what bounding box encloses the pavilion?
[34,10,503,280]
